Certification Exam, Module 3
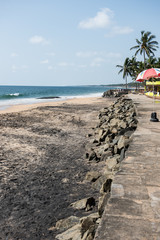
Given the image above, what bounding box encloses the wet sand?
[0,97,113,240]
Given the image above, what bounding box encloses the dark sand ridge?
[0,97,113,240]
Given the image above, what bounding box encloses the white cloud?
[79,8,134,36]
[76,51,99,58]
[40,59,49,64]
[48,65,53,70]
[79,8,113,29]
[58,62,75,67]
[22,65,29,69]
[78,64,87,68]
[21,65,29,72]
[11,64,30,73]
[29,35,49,45]
[90,57,105,67]
[107,26,134,37]
[46,52,55,56]
[106,52,121,58]
[11,64,18,73]
[76,51,121,60]
[10,52,18,57]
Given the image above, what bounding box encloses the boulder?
[55,224,81,240]
[85,171,101,182]
[118,120,127,129]
[81,217,97,238]
[70,197,96,211]
[119,148,125,162]
[92,175,108,191]
[50,216,80,232]
[88,150,98,161]
[99,130,110,142]
[98,192,110,217]
[100,150,113,161]
[117,135,129,149]
[105,157,118,171]
[109,118,119,127]
[110,127,118,134]
[100,178,112,194]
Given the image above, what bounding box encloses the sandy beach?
[0,96,114,240]
[0,97,105,115]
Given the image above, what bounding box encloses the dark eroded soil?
[0,100,112,240]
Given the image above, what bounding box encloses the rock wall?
[55,96,138,240]
[102,89,129,98]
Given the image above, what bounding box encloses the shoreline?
[0,96,105,114]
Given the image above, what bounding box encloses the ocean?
[0,85,115,109]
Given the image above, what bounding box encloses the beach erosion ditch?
[55,95,138,240]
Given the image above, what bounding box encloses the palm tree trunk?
[143,51,146,87]
[126,76,127,89]
[144,51,146,69]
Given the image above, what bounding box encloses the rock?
[112,136,120,145]
[111,127,118,134]
[100,150,113,161]
[129,121,137,129]
[109,118,119,127]
[100,179,112,194]
[81,217,97,238]
[99,130,110,142]
[124,130,134,138]
[98,192,110,217]
[118,120,127,129]
[92,139,99,144]
[95,144,110,158]
[98,129,104,138]
[105,157,118,171]
[50,216,80,232]
[117,135,127,149]
[88,150,98,161]
[87,133,92,137]
[70,197,95,211]
[119,148,125,162]
[85,171,101,182]
[92,175,108,191]
[55,224,81,240]
[80,212,99,222]
[61,178,69,183]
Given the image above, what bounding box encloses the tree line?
[116,31,159,88]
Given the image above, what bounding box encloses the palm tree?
[130,31,158,68]
[129,57,139,80]
[116,57,132,89]
[155,58,160,68]
[146,56,157,69]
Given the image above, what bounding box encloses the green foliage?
[130,31,158,67]
[116,31,159,84]
[116,57,132,89]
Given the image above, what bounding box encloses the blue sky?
[1,0,160,86]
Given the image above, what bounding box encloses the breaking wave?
[0,93,24,99]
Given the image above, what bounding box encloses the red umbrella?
[136,68,160,122]
[136,68,160,82]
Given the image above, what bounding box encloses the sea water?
[0,85,115,109]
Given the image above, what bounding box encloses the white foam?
[0,92,103,110]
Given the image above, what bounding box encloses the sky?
[1,0,160,86]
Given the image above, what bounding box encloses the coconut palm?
[116,57,132,89]
[146,56,157,69]
[129,57,139,80]
[130,31,158,68]
[155,58,160,68]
